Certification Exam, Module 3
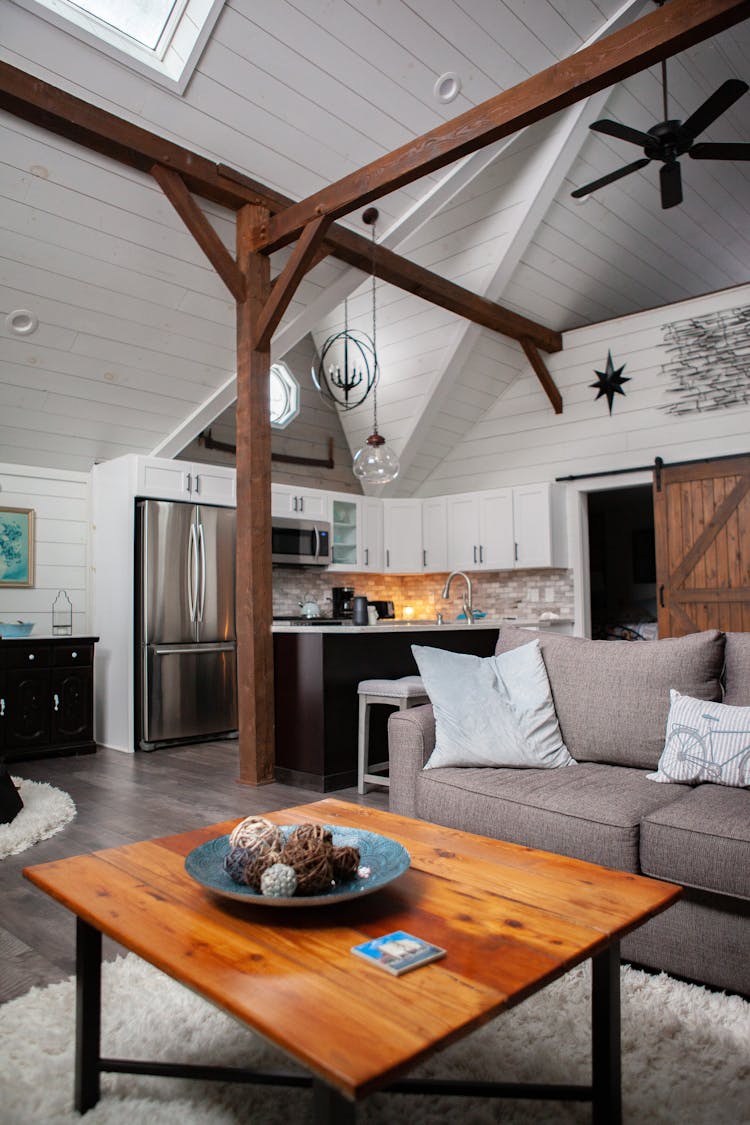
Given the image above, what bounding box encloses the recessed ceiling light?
[6,309,39,336]
[434,72,461,104]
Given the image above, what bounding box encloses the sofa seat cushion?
[640,785,750,901]
[414,762,685,873]
[495,627,725,771]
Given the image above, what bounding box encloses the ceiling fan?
[571,61,750,209]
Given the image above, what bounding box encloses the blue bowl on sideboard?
[0,622,35,638]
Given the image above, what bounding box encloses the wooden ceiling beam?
[257,0,750,253]
[252,215,332,351]
[520,338,563,415]
[151,165,246,302]
[0,61,561,355]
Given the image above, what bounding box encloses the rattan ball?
[243,849,283,891]
[331,844,360,881]
[281,836,334,895]
[223,845,255,885]
[229,815,284,854]
[260,863,298,898]
[289,823,333,847]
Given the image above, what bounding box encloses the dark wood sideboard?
[0,636,98,763]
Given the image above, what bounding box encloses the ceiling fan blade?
[689,142,750,161]
[589,119,654,148]
[660,162,682,209]
[571,157,651,200]
[682,79,749,140]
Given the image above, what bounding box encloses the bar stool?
[357,676,430,794]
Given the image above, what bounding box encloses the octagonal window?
[269,362,300,428]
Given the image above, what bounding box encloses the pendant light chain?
[370,217,379,436]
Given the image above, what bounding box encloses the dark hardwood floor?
[0,740,387,1004]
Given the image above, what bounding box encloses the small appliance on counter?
[351,595,369,625]
[331,586,355,619]
[368,600,395,620]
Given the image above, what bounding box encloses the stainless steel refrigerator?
[136,498,237,750]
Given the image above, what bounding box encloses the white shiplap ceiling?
[1,0,748,487]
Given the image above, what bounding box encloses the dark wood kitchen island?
[272,622,499,791]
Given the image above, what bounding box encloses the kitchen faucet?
[441,570,474,624]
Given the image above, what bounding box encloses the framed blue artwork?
[0,507,35,587]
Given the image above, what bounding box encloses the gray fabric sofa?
[389,627,750,996]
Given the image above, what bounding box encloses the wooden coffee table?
[24,799,680,1123]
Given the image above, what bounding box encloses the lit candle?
[403,606,414,619]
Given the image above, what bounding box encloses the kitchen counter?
[272,617,573,633]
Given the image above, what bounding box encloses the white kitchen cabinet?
[446,489,514,571]
[136,457,236,506]
[383,499,423,573]
[329,495,359,569]
[512,483,566,568]
[361,498,384,571]
[446,485,562,571]
[271,484,328,519]
[421,497,447,572]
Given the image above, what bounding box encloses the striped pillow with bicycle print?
[649,690,750,788]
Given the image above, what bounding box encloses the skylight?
[64,0,181,52]
[15,0,225,93]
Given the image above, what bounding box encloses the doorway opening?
[587,484,657,640]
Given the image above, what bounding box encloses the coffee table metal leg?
[591,941,622,1125]
[75,917,102,1114]
[312,1079,356,1124]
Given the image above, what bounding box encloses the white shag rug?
[0,777,76,859]
[0,954,747,1124]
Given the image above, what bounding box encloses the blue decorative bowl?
[0,622,34,638]
[185,824,410,907]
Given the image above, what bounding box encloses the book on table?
[351,931,446,975]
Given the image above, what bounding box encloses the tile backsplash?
[273,567,574,621]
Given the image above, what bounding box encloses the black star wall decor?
[591,350,630,414]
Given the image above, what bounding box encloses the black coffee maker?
[331,586,355,619]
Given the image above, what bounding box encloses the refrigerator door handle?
[187,523,198,622]
[153,643,235,655]
[197,521,207,623]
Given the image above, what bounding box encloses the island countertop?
[271,616,573,633]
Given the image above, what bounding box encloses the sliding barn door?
[654,455,750,638]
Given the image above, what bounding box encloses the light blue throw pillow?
[412,640,574,770]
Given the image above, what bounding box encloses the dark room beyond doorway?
[588,485,657,641]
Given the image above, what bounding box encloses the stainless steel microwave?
[271,516,331,566]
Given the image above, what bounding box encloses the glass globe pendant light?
[352,208,399,486]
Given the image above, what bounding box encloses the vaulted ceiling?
[1,0,749,490]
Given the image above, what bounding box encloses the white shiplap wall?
[418,281,750,496]
[0,462,90,633]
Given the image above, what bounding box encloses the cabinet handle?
[386,549,390,568]
[514,542,519,562]
[299,496,304,512]
[473,545,477,564]
[364,547,369,566]
[72,651,78,659]
[53,693,60,711]
[194,474,200,495]
[293,496,298,512]
[28,653,35,661]
[187,472,192,494]
[423,549,427,567]
[0,698,4,716]
[479,545,484,563]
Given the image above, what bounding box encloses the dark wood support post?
[236,204,274,784]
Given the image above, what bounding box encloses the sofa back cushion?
[723,632,750,705]
[495,627,725,769]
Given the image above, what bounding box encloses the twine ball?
[229,815,284,854]
[331,844,360,881]
[223,845,256,885]
[289,823,333,847]
[281,836,334,895]
[261,863,298,898]
[243,849,283,891]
